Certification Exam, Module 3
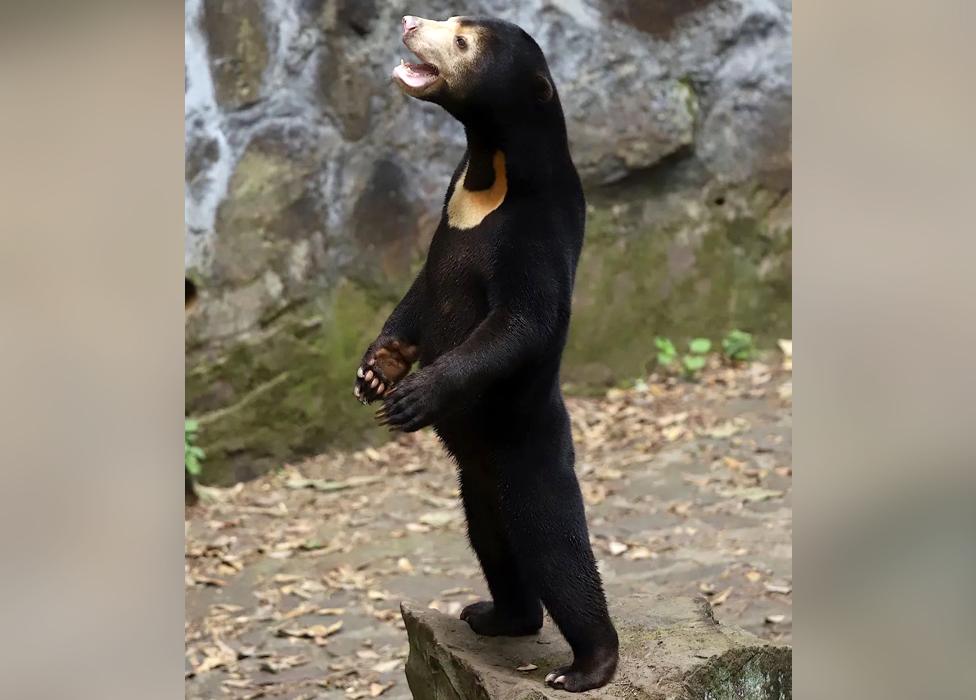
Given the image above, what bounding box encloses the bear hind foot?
[544,645,619,693]
[459,601,541,637]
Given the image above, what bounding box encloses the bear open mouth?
[393,59,440,90]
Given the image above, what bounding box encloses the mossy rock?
[565,187,791,390]
[203,0,269,110]
[186,280,395,484]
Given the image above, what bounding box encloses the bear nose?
[402,15,420,35]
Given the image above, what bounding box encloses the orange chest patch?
[447,151,507,230]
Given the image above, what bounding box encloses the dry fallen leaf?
[428,600,463,616]
[440,587,472,597]
[279,603,317,621]
[624,546,655,561]
[607,541,629,556]
[516,664,538,672]
[259,654,307,674]
[765,614,787,624]
[723,457,746,471]
[369,681,394,697]
[657,412,688,427]
[711,587,733,606]
[419,510,456,528]
[594,467,623,481]
[745,571,762,583]
[285,475,383,492]
[683,474,713,488]
[717,486,783,503]
[705,420,744,439]
[581,481,608,505]
[748,363,772,386]
[663,425,685,442]
[668,501,693,517]
[192,644,236,675]
[371,659,401,674]
[278,621,343,639]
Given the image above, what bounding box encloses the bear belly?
[417,292,484,367]
[418,222,494,365]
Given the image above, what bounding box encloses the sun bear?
[353,15,619,692]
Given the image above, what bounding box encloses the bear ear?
[535,72,554,103]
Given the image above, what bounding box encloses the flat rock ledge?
[401,594,791,700]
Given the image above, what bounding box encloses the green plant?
[654,336,713,379]
[722,329,756,363]
[185,418,205,477]
[682,338,711,377]
[655,336,678,367]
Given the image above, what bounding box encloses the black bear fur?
[354,16,619,692]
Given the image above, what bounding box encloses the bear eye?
[455,35,467,50]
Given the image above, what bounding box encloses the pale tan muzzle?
[393,16,484,97]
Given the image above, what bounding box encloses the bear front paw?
[353,337,418,405]
[377,366,452,432]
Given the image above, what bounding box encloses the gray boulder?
[402,595,791,699]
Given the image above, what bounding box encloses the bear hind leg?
[459,465,543,637]
[498,448,619,692]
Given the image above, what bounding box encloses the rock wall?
[185,0,792,483]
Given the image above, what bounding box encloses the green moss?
[186,279,398,485]
[693,648,793,700]
[564,190,791,390]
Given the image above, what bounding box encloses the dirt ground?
[185,351,792,700]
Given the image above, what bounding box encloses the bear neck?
[460,105,573,192]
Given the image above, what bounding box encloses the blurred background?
[184,0,792,485]
[5,2,975,699]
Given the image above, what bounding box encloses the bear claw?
[543,648,618,692]
[354,363,390,404]
[354,338,418,406]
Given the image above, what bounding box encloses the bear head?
[392,15,556,123]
